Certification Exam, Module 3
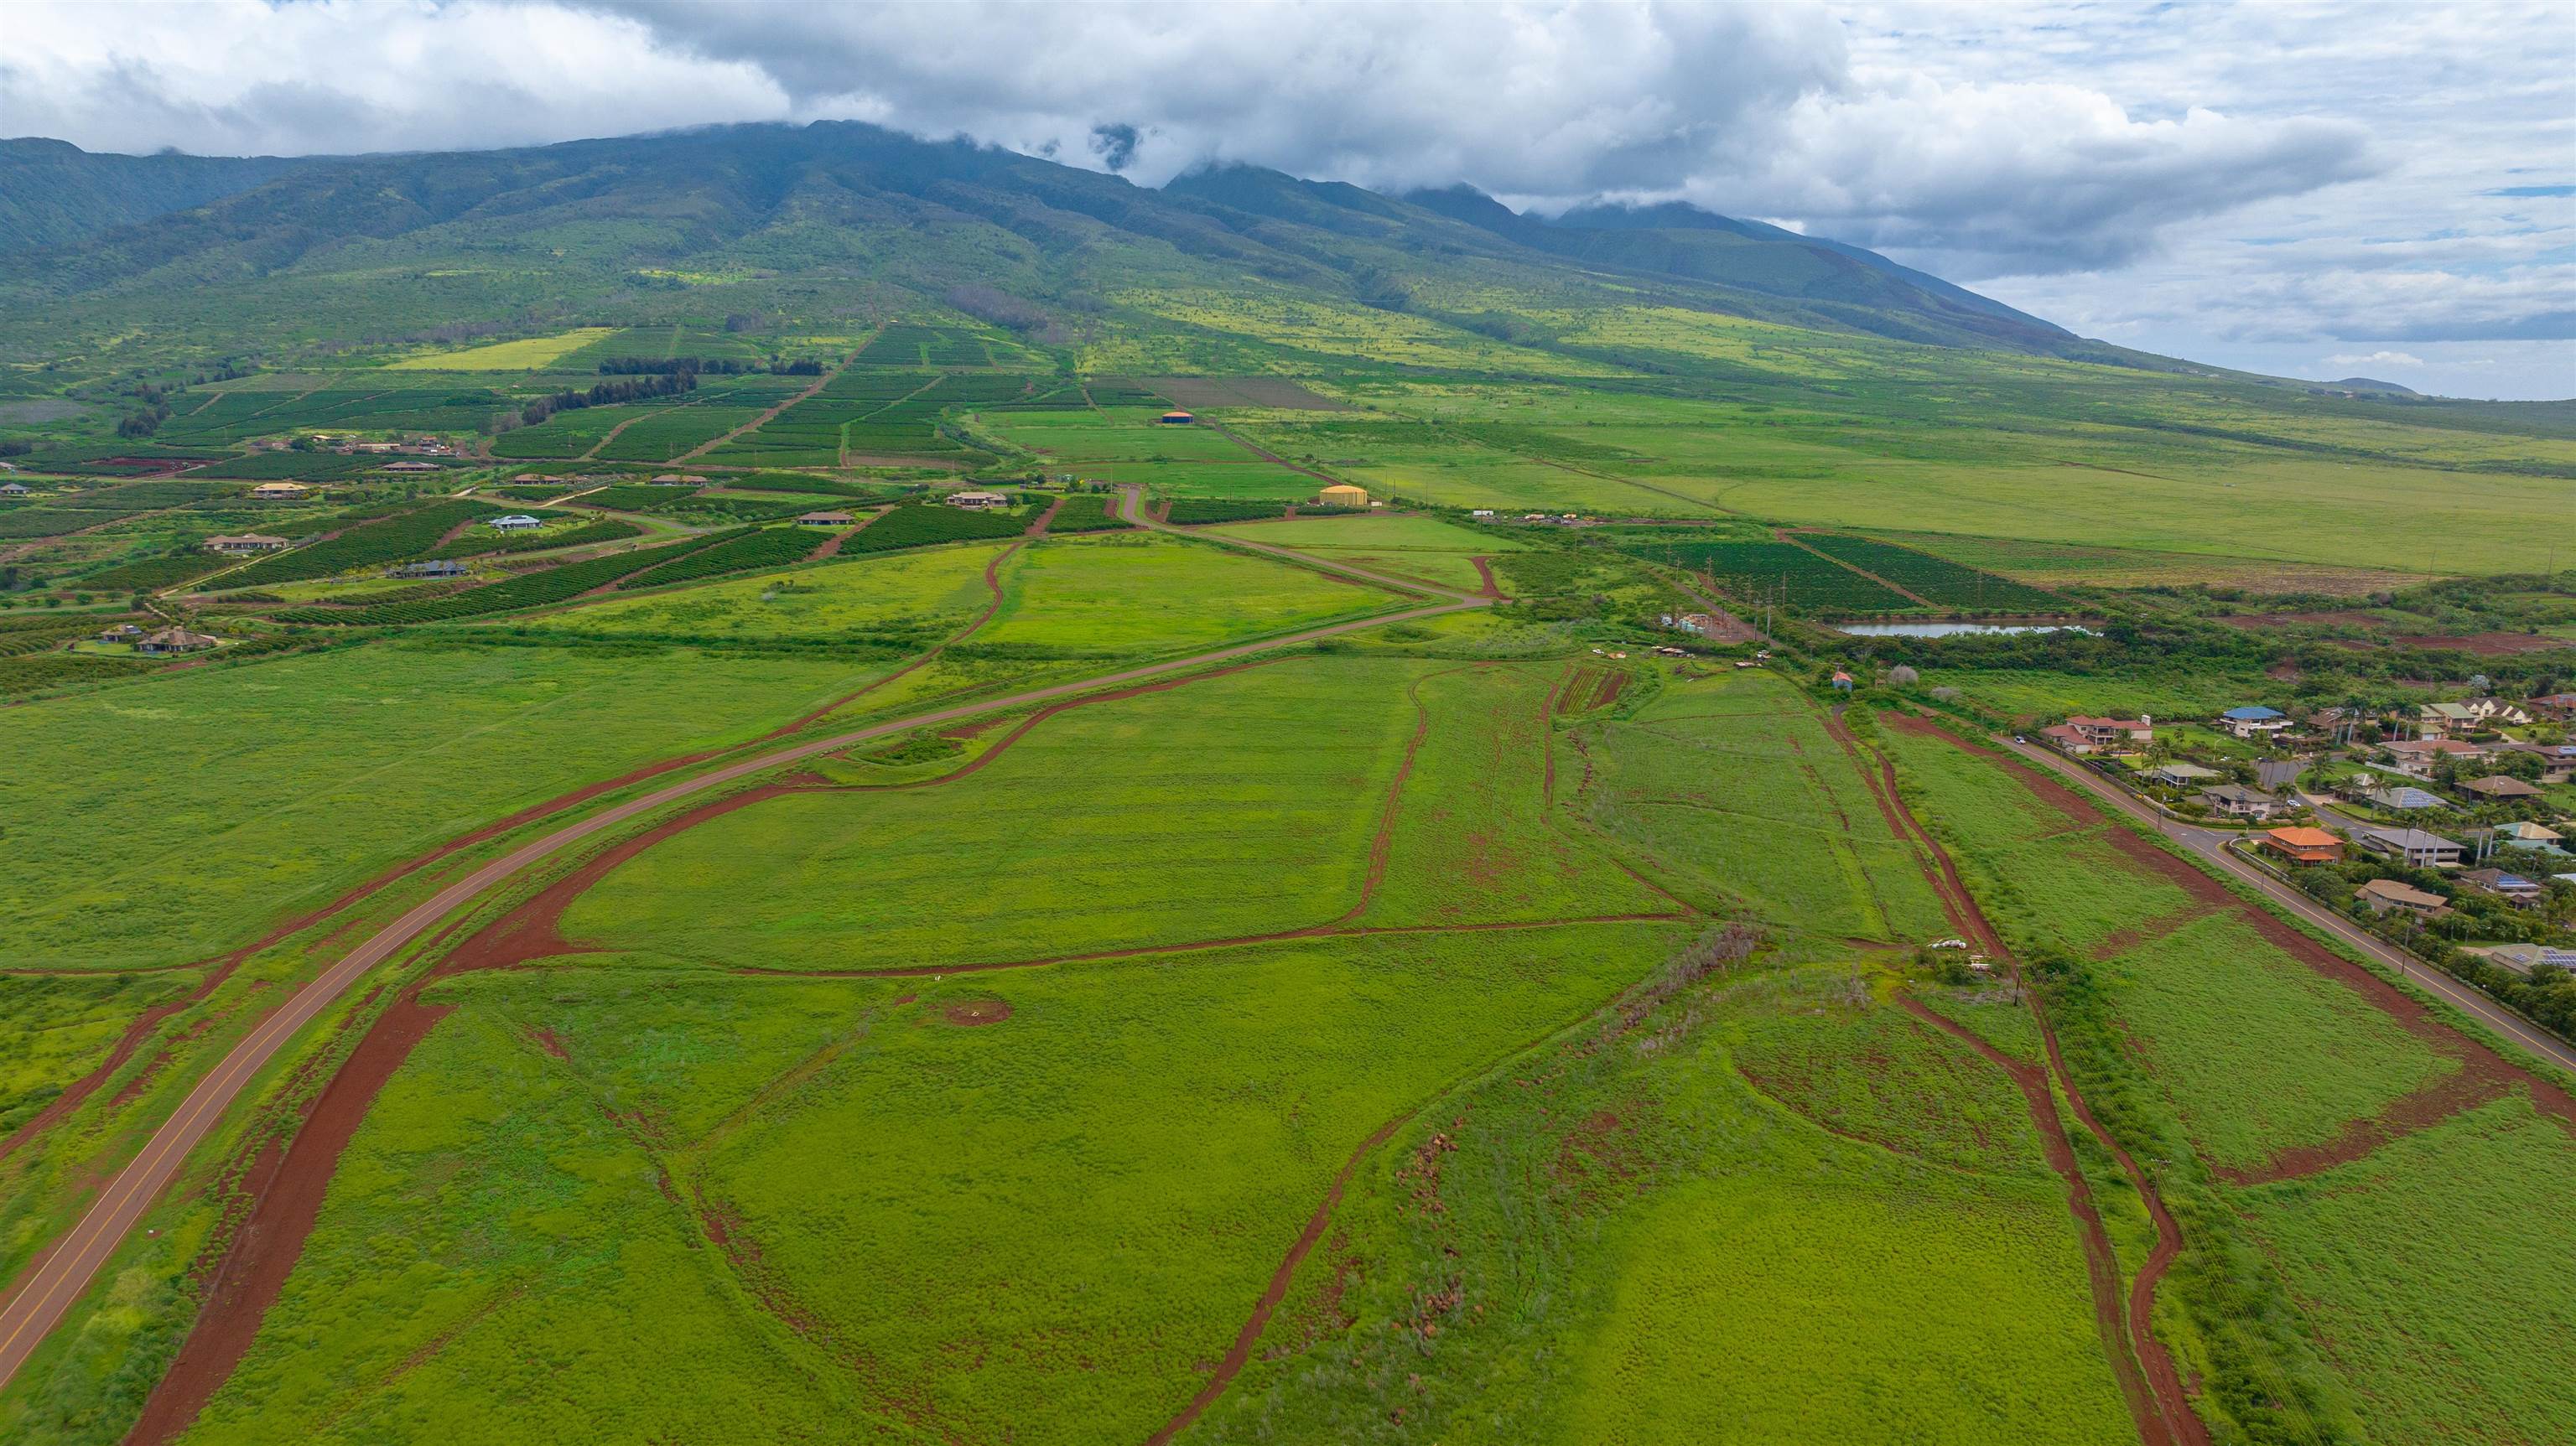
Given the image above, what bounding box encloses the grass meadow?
[1576,670,1949,941]
[384,327,619,371]
[1199,962,2135,1445]
[0,642,900,970]
[972,531,1397,655]
[1872,712,2576,1443]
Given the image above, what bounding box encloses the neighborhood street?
[2002,739,2576,1077]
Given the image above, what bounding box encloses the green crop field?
[2,102,2570,1446]
[0,643,908,970]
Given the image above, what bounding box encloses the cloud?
[1,0,2567,395]
[2325,350,2425,368]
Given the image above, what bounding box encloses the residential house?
[2486,943,2576,973]
[203,534,288,554]
[2459,697,2532,726]
[2496,742,2576,785]
[0,481,29,496]
[648,474,709,486]
[948,490,1010,511]
[2524,692,2576,722]
[2360,827,2465,868]
[2263,827,2344,863]
[2198,784,2282,819]
[2357,878,2449,916]
[2063,715,2153,750]
[389,559,470,579]
[2219,705,2290,739]
[487,514,544,532]
[2460,775,2544,802]
[134,626,220,656]
[249,481,310,500]
[96,622,143,644]
[797,511,855,527]
[2417,701,2481,738]
[378,460,439,473]
[2146,761,2220,787]
[2459,868,2546,908]
[2497,821,2565,849]
[2360,785,2447,812]
[1831,670,1854,692]
[2381,738,2485,779]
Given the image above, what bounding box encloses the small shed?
[379,460,439,473]
[1316,483,1371,508]
[797,511,856,527]
[390,559,471,579]
[203,534,289,554]
[488,514,544,532]
[1158,410,1197,425]
[0,481,30,496]
[250,481,310,499]
[96,622,144,643]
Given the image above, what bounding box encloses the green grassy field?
[4,133,2573,1446]
[1576,670,1949,941]
[0,643,904,970]
[1872,711,2576,1443]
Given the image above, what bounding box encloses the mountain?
[0,122,2123,368]
[1405,188,2082,355]
[2326,376,2421,395]
[0,137,307,251]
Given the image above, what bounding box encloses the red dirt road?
[0,591,1491,1395]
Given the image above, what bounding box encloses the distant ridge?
[3,122,2136,368]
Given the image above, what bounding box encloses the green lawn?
[972,531,1400,654]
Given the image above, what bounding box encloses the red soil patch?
[1469,555,1504,599]
[2215,610,2384,630]
[1023,495,1064,536]
[2215,1066,2514,1186]
[2392,632,2567,656]
[126,992,452,1446]
[941,999,1013,1026]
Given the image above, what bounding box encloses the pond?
[1834,620,2099,638]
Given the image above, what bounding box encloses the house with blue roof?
[2219,704,2291,739]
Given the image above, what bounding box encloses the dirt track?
[1836,711,2205,1446]
[0,554,1487,1394]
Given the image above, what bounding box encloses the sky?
[4,0,2570,399]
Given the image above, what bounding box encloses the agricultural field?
[1874,713,2576,1444]
[0,642,909,970]
[385,327,621,370]
[3,109,2573,1446]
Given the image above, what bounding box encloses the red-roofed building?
[2062,715,2153,751]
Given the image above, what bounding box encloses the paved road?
[0,549,1486,1390]
[2003,739,2576,1076]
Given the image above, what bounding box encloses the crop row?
[1616,536,1918,614]
[841,502,1029,553]
[275,536,711,625]
[615,526,823,590]
[1797,534,2065,611]
[1164,498,1285,524]
[226,499,504,586]
[1040,494,1130,532]
[432,517,642,559]
[595,406,766,463]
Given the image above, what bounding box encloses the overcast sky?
[6,1,2570,398]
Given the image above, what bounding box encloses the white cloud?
[0,0,2568,396]
[2325,350,2425,368]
